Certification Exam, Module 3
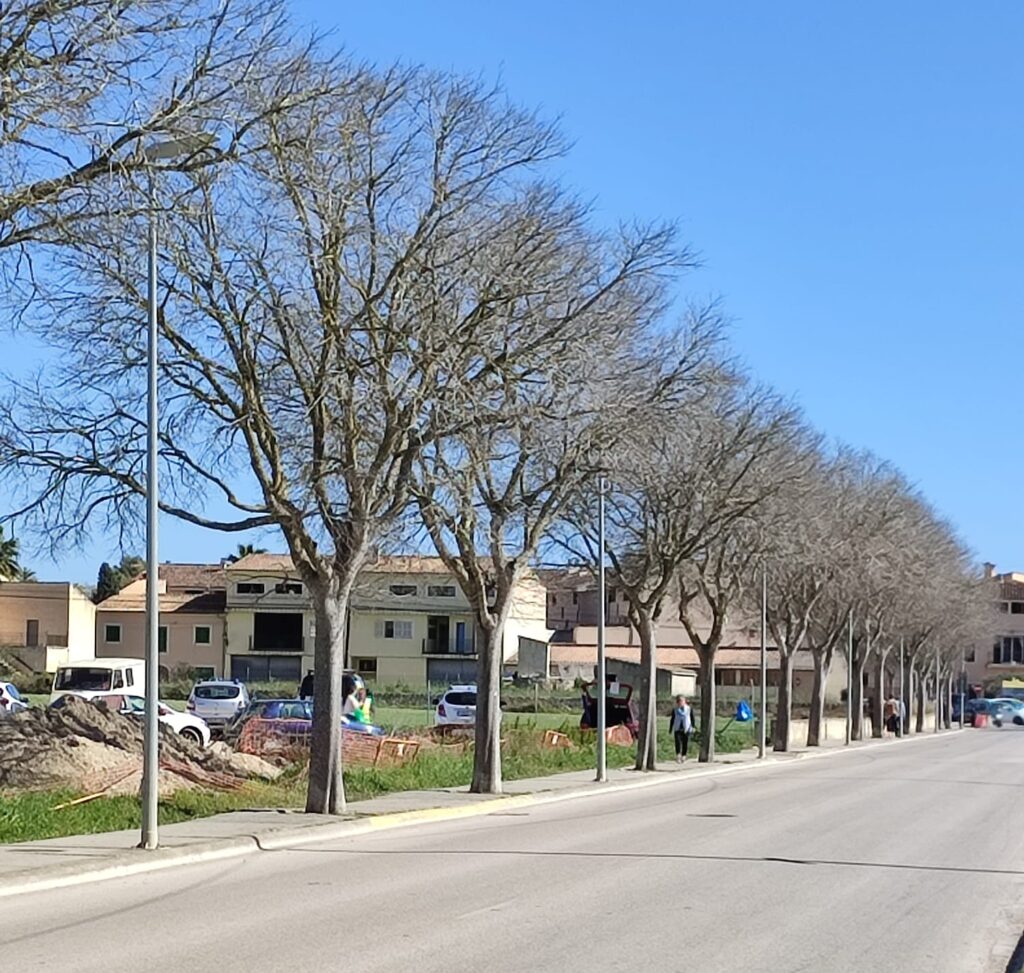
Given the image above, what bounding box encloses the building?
[537,566,847,703]
[224,553,552,687]
[0,582,96,673]
[966,564,1024,690]
[539,566,630,631]
[95,564,227,679]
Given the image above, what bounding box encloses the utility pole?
[958,648,966,730]
[596,475,608,783]
[845,609,853,746]
[758,564,767,759]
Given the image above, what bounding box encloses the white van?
[50,658,147,703]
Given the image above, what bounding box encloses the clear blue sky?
[15,1,1024,582]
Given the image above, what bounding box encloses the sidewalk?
[0,731,951,898]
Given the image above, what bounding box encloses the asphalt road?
[5,730,1024,973]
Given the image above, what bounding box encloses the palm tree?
[0,526,21,581]
[14,566,35,581]
[227,543,268,563]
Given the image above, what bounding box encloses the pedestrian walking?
[669,695,694,763]
[883,696,898,736]
[897,695,907,736]
[299,669,314,700]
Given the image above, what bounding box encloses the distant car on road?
[0,682,28,716]
[988,698,1024,726]
[187,680,250,731]
[434,685,477,727]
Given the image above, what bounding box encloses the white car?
[434,685,477,727]
[54,692,211,746]
[0,682,28,716]
[187,679,250,730]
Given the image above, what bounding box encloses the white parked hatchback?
[434,685,478,727]
[187,680,250,731]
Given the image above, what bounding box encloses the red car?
[580,681,639,737]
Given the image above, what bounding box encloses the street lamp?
[140,133,215,851]
[595,475,608,783]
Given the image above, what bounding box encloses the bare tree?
[1,0,305,264]
[0,67,610,813]
[675,388,808,763]
[416,304,713,793]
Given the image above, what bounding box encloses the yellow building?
[0,582,96,672]
[224,554,552,688]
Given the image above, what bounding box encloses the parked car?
[187,680,250,731]
[0,682,28,715]
[989,698,1024,726]
[434,685,477,727]
[50,658,146,703]
[50,692,211,746]
[224,698,384,744]
[580,680,639,737]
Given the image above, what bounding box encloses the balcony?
[422,636,476,656]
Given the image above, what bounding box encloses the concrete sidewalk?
[0,731,952,897]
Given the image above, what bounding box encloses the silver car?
[186,680,250,731]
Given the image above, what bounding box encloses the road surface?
[4,730,1024,972]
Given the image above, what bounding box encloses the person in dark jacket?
[299,670,315,700]
[669,695,694,763]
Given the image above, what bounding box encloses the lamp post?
[758,565,767,759]
[898,637,905,738]
[596,475,608,782]
[140,134,214,850]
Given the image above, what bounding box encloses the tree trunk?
[945,675,953,730]
[851,649,869,741]
[696,645,716,763]
[871,651,890,739]
[806,647,830,747]
[306,576,353,815]
[634,611,658,771]
[471,621,505,793]
[905,663,914,735]
[915,666,925,733]
[773,650,794,752]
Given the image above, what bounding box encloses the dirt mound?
[0,697,278,793]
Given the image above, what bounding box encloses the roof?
[96,589,225,614]
[228,553,501,577]
[151,563,228,591]
[548,645,818,671]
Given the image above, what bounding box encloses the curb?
[0,728,959,898]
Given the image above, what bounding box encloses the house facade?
[963,564,1024,690]
[95,564,227,679]
[224,553,552,687]
[0,582,96,673]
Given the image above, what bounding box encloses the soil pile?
[0,696,279,793]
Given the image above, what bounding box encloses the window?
[236,582,265,595]
[428,584,456,598]
[274,582,303,595]
[389,584,417,597]
[25,619,39,647]
[994,637,1024,664]
[194,625,212,645]
[104,624,122,644]
[549,593,557,605]
[572,592,578,604]
[112,669,124,689]
[194,684,241,700]
[608,587,616,604]
[354,657,378,677]
[965,647,976,663]
[158,626,168,654]
[1012,603,1024,615]
[125,667,134,687]
[382,619,413,639]
[54,667,113,692]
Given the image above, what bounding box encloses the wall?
[66,587,97,662]
[503,577,552,663]
[0,582,72,652]
[96,610,224,675]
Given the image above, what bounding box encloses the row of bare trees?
[0,1,989,810]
